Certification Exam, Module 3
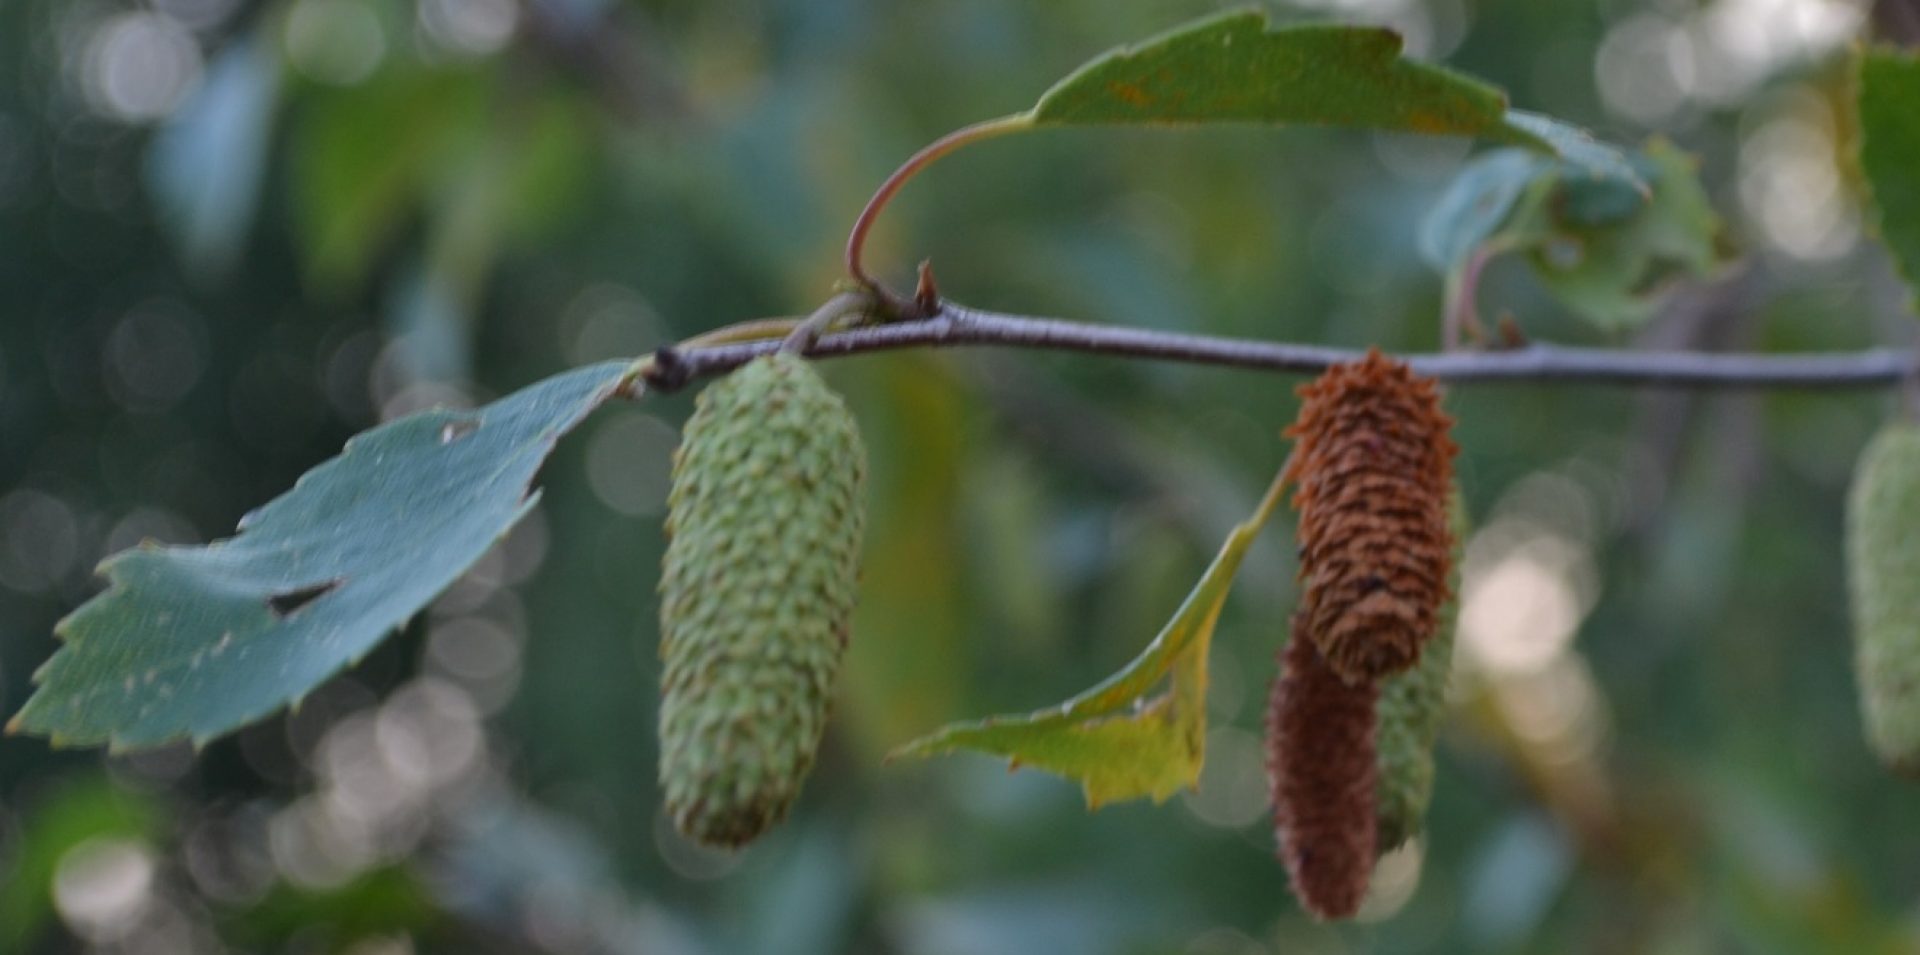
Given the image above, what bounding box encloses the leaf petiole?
[842,115,1030,306]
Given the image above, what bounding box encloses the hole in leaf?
[440,419,481,444]
[267,578,343,618]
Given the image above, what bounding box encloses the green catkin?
[1848,423,1920,777]
[657,353,867,847]
[1373,488,1467,853]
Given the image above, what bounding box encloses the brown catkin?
[1267,617,1380,921]
[1284,349,1457,684]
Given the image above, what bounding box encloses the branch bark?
[639,301,1919,393]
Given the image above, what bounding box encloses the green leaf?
[1552,155,1655,229]
[1022,9,1638,186]
[1858,48,1920,314]
[889,469,1286,808]
[1421,138,1726,332]
[8,361,634,750]
[851,10,1642,278]
[1520,139,1726,330]
[1030,12,1511,136]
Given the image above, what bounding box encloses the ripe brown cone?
[1267,619,1380,921]
[1284,349,1457,683]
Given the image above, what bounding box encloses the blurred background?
[1,0,1916,951]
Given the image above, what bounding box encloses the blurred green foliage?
[1857,47,1920,315]
[1,0,1916,953]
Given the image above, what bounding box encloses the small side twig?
[780,291,874,354]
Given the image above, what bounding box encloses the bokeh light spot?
[585,412,679,517]
[83,12,204,123]
[54,836,156,942]
[285,0,387,86]
[419,0,519,57]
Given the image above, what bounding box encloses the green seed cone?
[1373,487,1466,852]
[1848,423,1920,777]
[657,353,866,847]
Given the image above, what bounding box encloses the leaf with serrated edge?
[1031,11,1512,135]
[890,466,1284,807]
[1023,9,1639,188]
[8,361,633,751]
[1858,48,1920,314]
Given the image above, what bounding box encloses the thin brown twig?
[637,300,1920,393]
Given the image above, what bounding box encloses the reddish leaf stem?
[843,115,1029,310]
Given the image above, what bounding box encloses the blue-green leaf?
[1499,110,1645,191]
[8,361,634,750]
[1418,148,1548,271]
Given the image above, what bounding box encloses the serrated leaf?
[890,468,1285,808]
[7,361,633,750]
[1021,9,1638,187]
[855,11,1641,280]
[1031,11,1511,136]
[1857,48,1920,314]
[1422,138,1724,332]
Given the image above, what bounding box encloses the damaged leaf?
[8,361,632,750]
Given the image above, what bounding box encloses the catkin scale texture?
[1848,423,1920,776]
[657,353,866,847]
[1284,349,1458,684]
[1267,622,1380,921]
[1267,353,1457,919]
